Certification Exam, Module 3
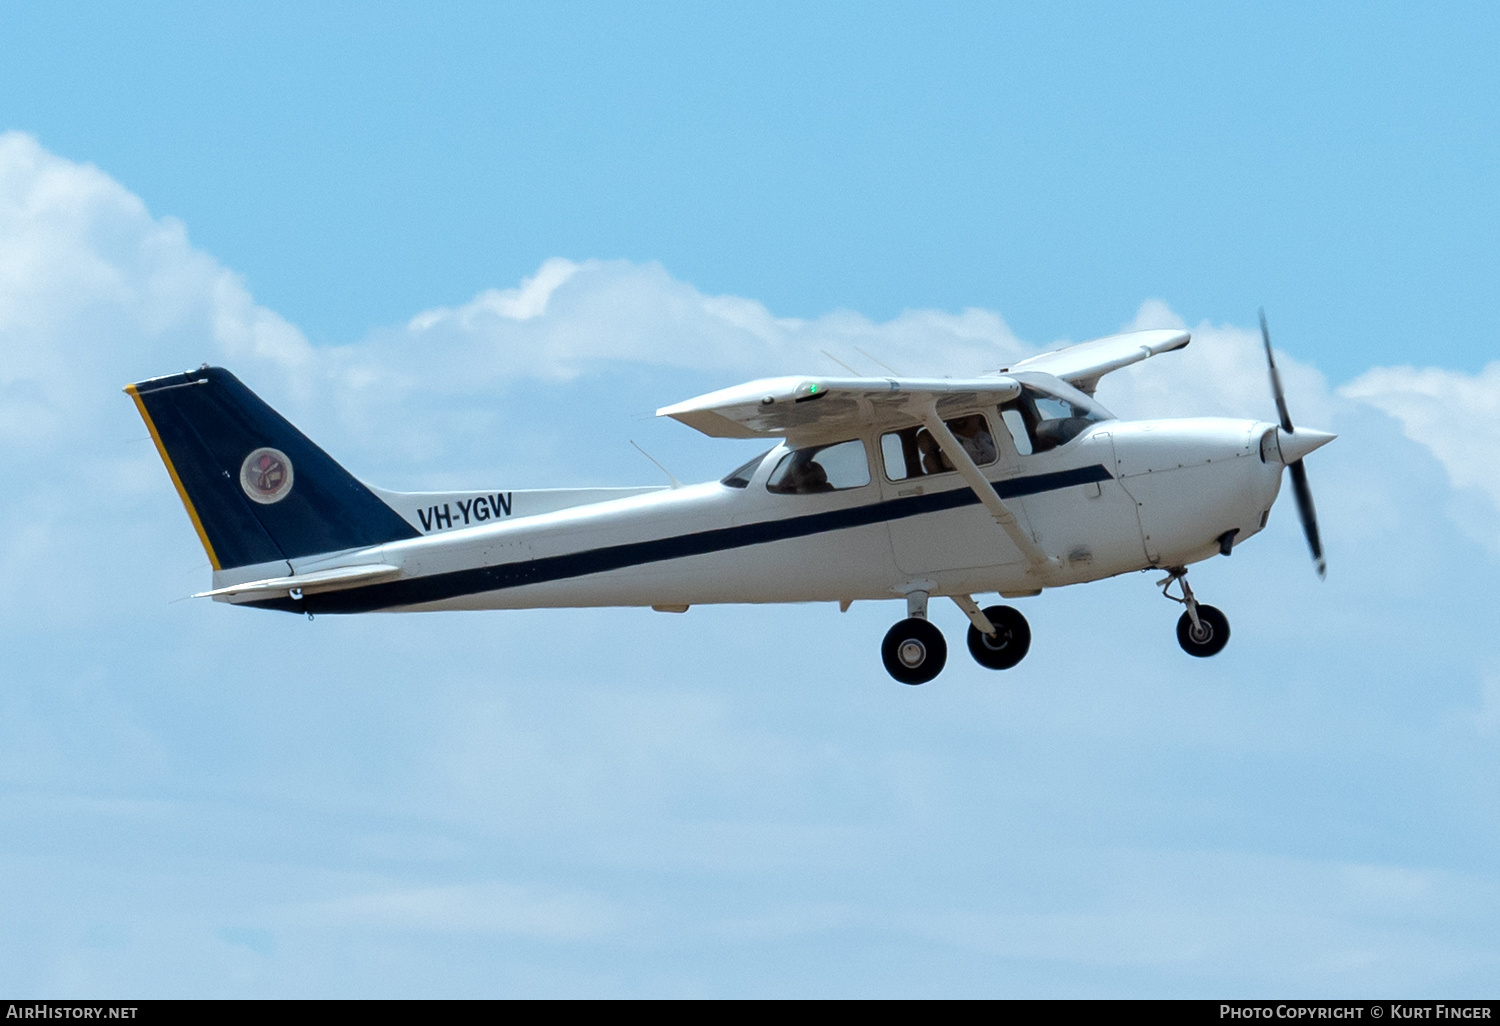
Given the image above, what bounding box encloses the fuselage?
[232,411,1286,616]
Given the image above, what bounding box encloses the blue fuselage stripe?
[258,464,1113,614]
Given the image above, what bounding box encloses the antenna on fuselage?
[629,440,683,489]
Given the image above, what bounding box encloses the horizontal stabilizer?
[194,563,402,600]
[658,376,1023,439]
[1004,329,1191,395]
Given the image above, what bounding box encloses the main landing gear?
[880,592,1032,685]
[1159,567,1230,657]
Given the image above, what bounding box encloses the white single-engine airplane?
[127,314,1333,684]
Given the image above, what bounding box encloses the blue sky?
[4,2,1498,375]
[2,3,1498,997]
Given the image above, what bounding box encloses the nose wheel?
[1159,568,1231,657]
[1176,605,1229,656]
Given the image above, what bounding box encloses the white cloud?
[0,131,314,447]
[409,257,581,329]
[1341,362,1500,516]
[1096,301,1334,428]
[0,127,1338,471]
[394,256,1031,383]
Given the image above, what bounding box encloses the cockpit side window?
[880,414,998,481]
[998,386,1108,455]
[721,448,773,489]
[766,439,871,495]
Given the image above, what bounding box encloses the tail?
[126,366,419,570]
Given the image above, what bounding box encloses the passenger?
[952,415,997,465]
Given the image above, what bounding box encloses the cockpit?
[998,382,1112,455]
[720,439,874,495]
[765,439,871,494]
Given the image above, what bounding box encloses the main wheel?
[881,618,947,685]
[966,605,1031,670]
[1176,604,1230,657]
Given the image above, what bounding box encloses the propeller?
[1260,309,1330,578]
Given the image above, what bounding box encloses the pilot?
[953,415,997,465]
[774,454,834,494]
[793,460,833,493]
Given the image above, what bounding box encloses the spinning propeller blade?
[1260,309,1327,578]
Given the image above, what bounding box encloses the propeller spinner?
[1259,309,1334,578]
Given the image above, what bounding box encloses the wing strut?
[915,404,1058,575]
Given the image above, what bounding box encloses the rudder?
[126,366,419,570]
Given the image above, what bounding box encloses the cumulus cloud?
[1342,362,1500,515]
[0,128,1336,473]
[4,132,1500,996]
[0,131,312,442]
[1094,300,1334,428]
[392,256,1030,384]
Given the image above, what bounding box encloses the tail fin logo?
[239,447,295,504]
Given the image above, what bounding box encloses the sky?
[1,2,1498,998]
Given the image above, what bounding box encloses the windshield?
[721,448,774,488]
[999,384,1111,455]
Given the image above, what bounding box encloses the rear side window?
[880,414,997,481]
[766,439,871,494]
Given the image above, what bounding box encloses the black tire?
[881,618,948,685]
[966,604,1032,670]
[1176,604,1230,657]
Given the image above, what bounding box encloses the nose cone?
[1278,427,1336,464]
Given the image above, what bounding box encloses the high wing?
[658,372,1055,572]
[1002,328,1190,396]
[657,375,1023,439]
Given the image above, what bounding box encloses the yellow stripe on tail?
[125,383,222,570]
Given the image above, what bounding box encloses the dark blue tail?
[127,366,419,570]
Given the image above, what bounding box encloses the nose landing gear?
[1159,568,1230,657]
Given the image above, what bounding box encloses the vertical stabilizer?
[126,367,419,569]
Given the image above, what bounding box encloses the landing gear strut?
[881,590,947,685]
[1159,568,1230,657]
